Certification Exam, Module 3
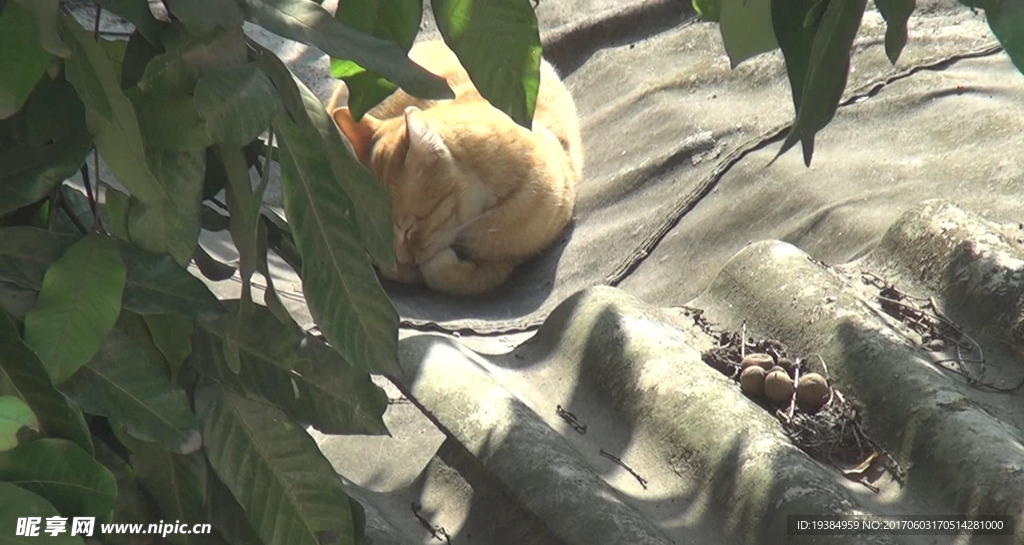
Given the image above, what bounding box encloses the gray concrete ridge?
[317,201,1024,545]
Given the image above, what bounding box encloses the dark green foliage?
[0,1,541,543]
[695,0,1021,165]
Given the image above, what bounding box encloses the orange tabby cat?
[328,40,583,295]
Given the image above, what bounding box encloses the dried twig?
[599,449,648,490]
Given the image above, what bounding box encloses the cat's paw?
[377,263,424,285]
[419,247,460,283]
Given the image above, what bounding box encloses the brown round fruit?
[796,373,830,409]
[740,365,767,398]
[740,353,774,371]
[764,368,795,404]
[777,357,796,373]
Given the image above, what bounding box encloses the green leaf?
[255,47,395,266]
[121,29,162,89]
[120,243,225,319]
[877,0,915,64]
[165,0,244,34]
[0,78,93,216]
[275,111,399,374]
[720,0,779,68]
[99,0,163,46]
[0,311,93,454]
[123,435,210,545]
[773,0,868,166]
[92,438,162,543]
[128,88,214,151]
[961,0,1024,73]
[143,313,194,381]
[52,185,98,235]
[0,228,77,290]
[773,0,819,114]
[0,482,85,544]
[693,0,722,21]
[238,0,451,101]
[13,0,70,58]
[192,303,388,435]
[0,228,223,320]
[338,72,400,119]
[23,235,126,383]
[330,0,422,116]
[104,188,131,241]
[126,149,205,266]
[206,469,264,545]
[220,146,259,307]
[196,384,355,545]
[0,396,38,451]
[60,314,201,454]
[196,63,281,145]
[0,438,117,519]
[0,2,53,119]
[60,14,164,203]
[138,25,248,95]
[432,0,541,128]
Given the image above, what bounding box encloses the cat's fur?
[328,40,583,295]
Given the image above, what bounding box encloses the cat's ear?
[332,107,379,164]
[404,106,448,169]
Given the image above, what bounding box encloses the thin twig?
[599,448,648,489]
[83,150,103,232]
[93,3,101,40]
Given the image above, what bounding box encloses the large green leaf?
[0,438,117,519]
[0,396,37,452]
[0,228,223,319]
[0,311,92,454]
[962,0,1024,73]
[0,482,84,544]
[143,313,194,380]
[99,0,163,46]
[120,244,225,319]
[128,88,214,151]
[196,385,355,545]
[138,25,248,94]
[126,149,205,266]
[123,434,210,545]
[0,78,93,216]
[255,43,395,267]
[774,0,868,166]
[192,303,388,435]
[0,2,53,119]
[60,14,163,203]
[165,0,244,34]
[330,0,422,117]
[23,236,126,383]
[92,438,162,545]
[432,0,541,128]
[12,0,69,58]
[0,228,76,290]
[772,0,819,114]
[275,111,399,374]
[205,469,264,545]
[238,0,451,100]
[876,0,915,64]
[720,0,779,68]
[60,314,201,454]
[220,146,259,307]
[195,63,281,145]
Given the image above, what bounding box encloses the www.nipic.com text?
[15,517,213,538]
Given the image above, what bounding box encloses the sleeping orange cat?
[328,40,583,296]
